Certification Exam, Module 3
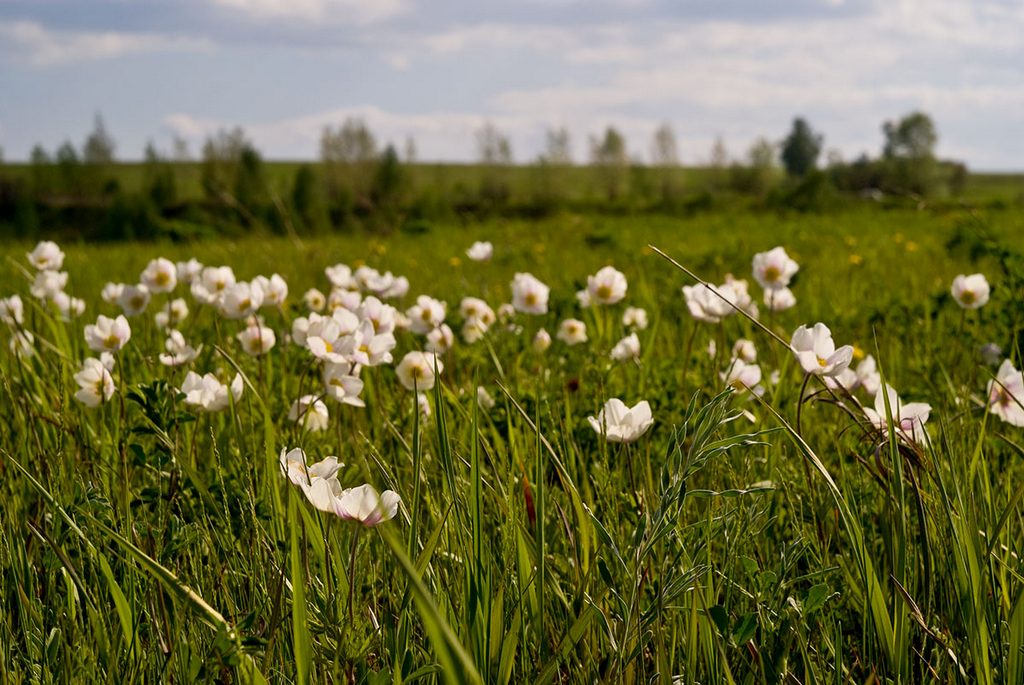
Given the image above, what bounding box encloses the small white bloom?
[322,362,366,406]
[84,314,132,353]
[118,284,151,316]
[27,241,65,271]
[406,295,447,335]
[511,273,550,315]
[721,358,763,394]
[31,270,68,300]
[254,274,288,308]
[988,360,1024,427]
[154,298,189,329]
[176,258,203,284]
[610,333,640,361]
[303,288,326,312]
[140,257,178,293]
[951,273,990,310]
[0,294,24,325]
[333,484,401,526]
[395,351,444,391]
[556,319,587,346]
[325,264,355,289]
[236,323,276,356]
[219,281,264,319]
[622,306,648,330]
[74,358,115,407]
[425,324,455,354]
[533,328,552,353]
[764,287,796,312]
[752,247,799,290]
[279,447,341,487]
[101,282,124,304]
[588,398,653,443]
[863,385,931,444]
[466,241,493,262]
[586,266,628,305]
[732,339,757,363]
[180,372,244,412]
[159,330,201,366]
[52,292,85,321]
[790,323,854,377]
[288,395,330,432]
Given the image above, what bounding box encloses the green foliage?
[780,117,823,177]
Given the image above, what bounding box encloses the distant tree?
[709,136,729,168]
[728,138,780,195]
[143,141,177,209]
[320,118,378,210]
[589,126,629,201]
[30,145,50,166]
[291,164,328,233]
[882,111,937,160]
[201,127,251,198]
[372,144,405,209]
[320,118,378,164]
[650,123,679,167]
[172,135,191,162]
[83,113,116,164]
[540,127,572,165]
[403,136,417,164]
[55,140,82,196]
[780,117,823,177]
[233,145,267,220]
[476,122,513,165]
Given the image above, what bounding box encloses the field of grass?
[3,204,1024,682]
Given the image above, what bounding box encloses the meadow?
[2,203,1024,683]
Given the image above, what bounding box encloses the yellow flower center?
[524,293,537,306]
[104,334,120,349]
[763,266,780,281]
[961,290,976,304]
[596,285,612,300]
[817,356,828,367]
[155,272,170,286]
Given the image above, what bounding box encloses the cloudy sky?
[0,0,1022,169]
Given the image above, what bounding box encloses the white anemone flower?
[287,395,330,432]
[610,333,641,361]
[752,246,799,290]
[328,288,361,313]
[303,288,326,312]
[533,328,552,353]
[358,296,399,335]
[682,283,734,323]
[406,295,447,335]
[586,266,628,305]
[459,297,496,328]
[333,484,401,526]
[0,295,24,325]
[622,306,648,330]
[466,241,493,261]
[863,385,931,444]
[764,287,797,312]
[279,448,341,487]
[74,358,115,408]
[951,273,990,309]
[732,339,757,363]
[987,360,1024,427]
[322,362,366,406]
[84,314,132,353]
[425,324,455,355]
[340,320,395,367]
[511,273,550,315]
[176,258,203,284]
[27,241,65,271]
[118,284,151,316]
[576,289,592,309]
[180,372,244,412]
[588,398,654,443]
[790,323,854,377]
[395,351,443,391]
[140,257,178,293]
[191,266,236,305]
[154,298,189,329]
[30,270,68,300]
[557,319,587,346]
[101,282,125,304]
[159,330,201,366]
[254,274,288,308]
[325,264,355,289]
[236,322,276,356]
[52,292,86,321]
[721,358,763,394]
[219,281,263,319]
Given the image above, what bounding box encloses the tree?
[83,113,116,164]
[320,118,378,164]
[320,118,379,210]
[540,127,572,165]
[143,141,177,209]
[476,122,513,165]
[780,117,823,177]
[882,111,937,160]
[172,135,191,162]
[590,127,629,201]
[291,164,328,233]
[403,136,417,164]
[650,123,679,167]
[55,141,82,196]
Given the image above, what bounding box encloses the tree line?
[0,111,971,241]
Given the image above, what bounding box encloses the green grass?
[2,205,1024,682]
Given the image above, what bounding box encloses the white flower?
[951,273,990,309]
[0,294,24,325]
[462,320,486,344]
[180,372,244,412]
[575,289,592,309]
[27,241,65,271]
[306,312,358,365]
[721,358,763,394]
[384,275,409,299]
[610,333,640,361]
[466,241,493,262]
[863,385,931,444]
[586,266,628,305]
[118,284,151,316]
[322,362,366,406]
[764,287,796,312]
[74,358,115,408]
[236,323,276,356]
[333,484,401,526]
[732,339,757,363]
[557,319,587,346]
[288,395,330,432]
[855,356,882,396]
[752,246,799,290]
[159,330,201,366]
[417,392,431,420]
[406,295,447,335]
[622,307,648,330]
[191,266,236,305]
[325,264,355,289]
[30,270,68,300]
[497,303,516,322]
[395,351,443,391]
[425,324,455,354]
[140,257,178,293]
[101,282,124,304]
[176,258,203,284]
[328,288,361,313]
[84,314,132,353]
[303,288,326,312]
[340,320,395,367]
[154,298,189,329]
[533,328,552,353]
[682,283,734,323]
[988,360,1024,427]
[790,323,854,377]
[588,398,653,443]
[511,273,550,315]
[358,296,399,335]
[219,281,263,319]
[279,448,341,487]
[10,330,34,357]
[52,292,85,321]
[254,274,288,308]
[477,386,496,410]
[459,297,496,329]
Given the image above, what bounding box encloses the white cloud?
[211,0,411,25]
[0,20,214,67]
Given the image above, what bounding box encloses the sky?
[0,0,1022,170]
